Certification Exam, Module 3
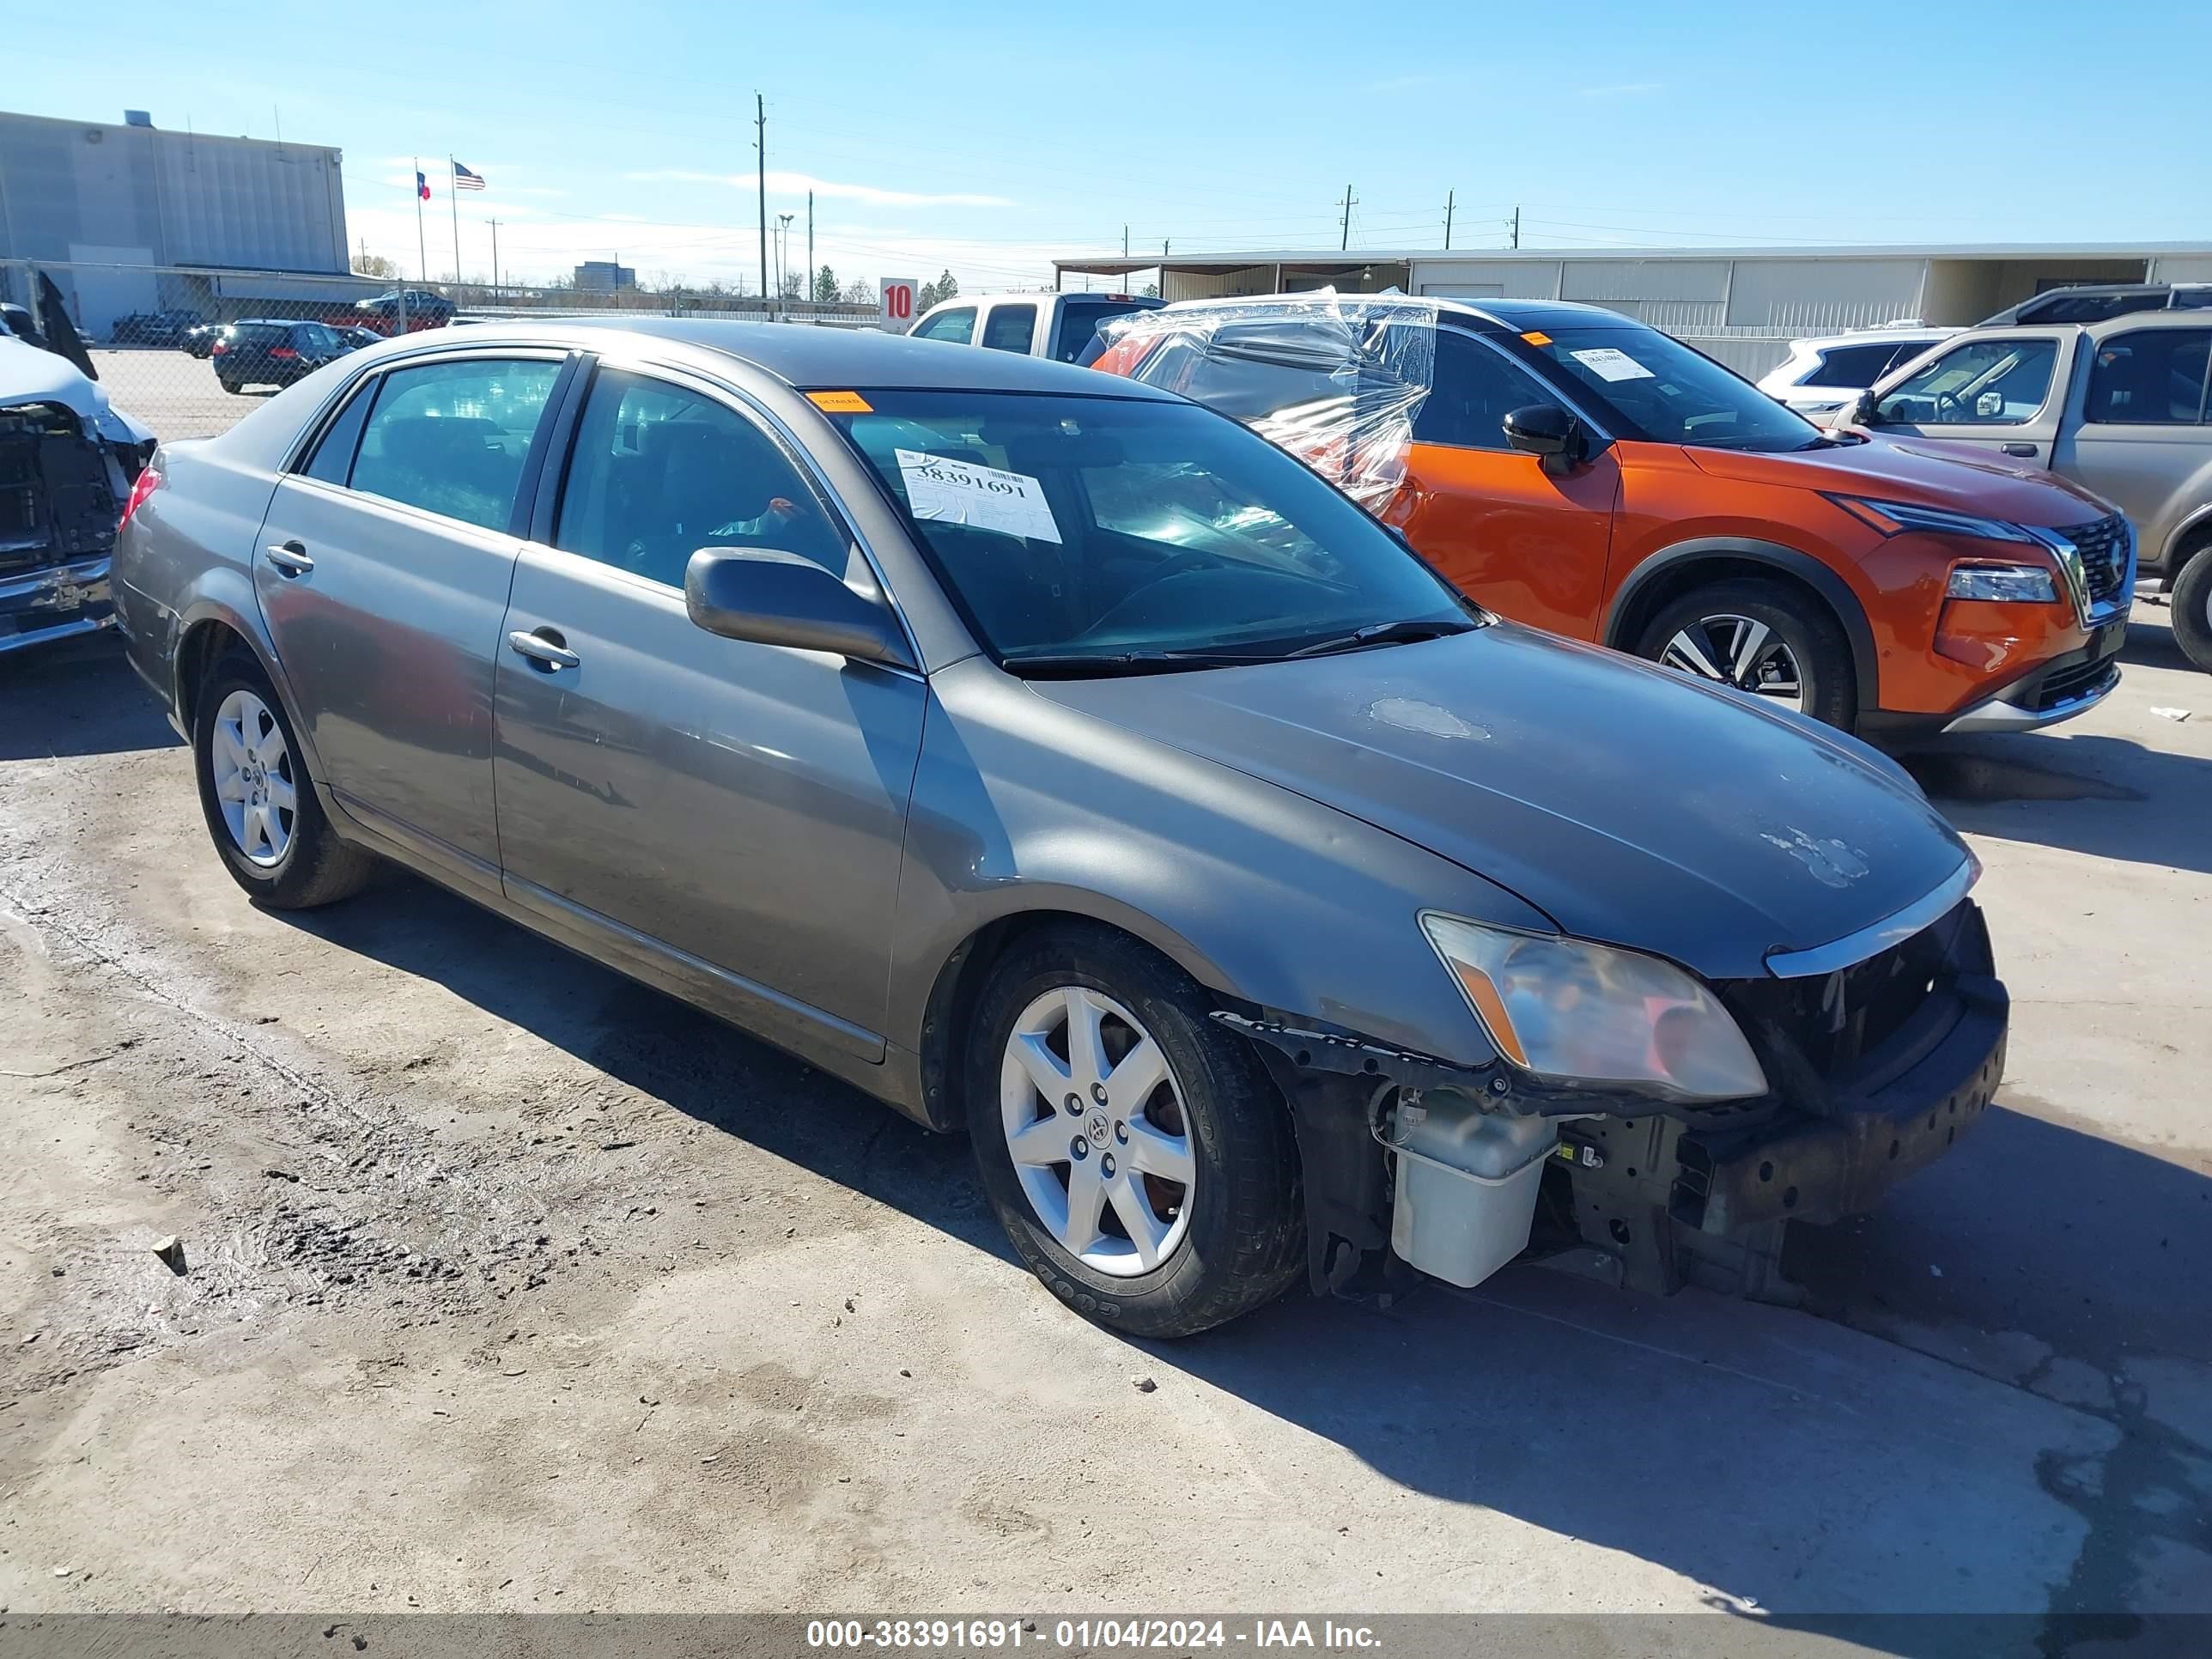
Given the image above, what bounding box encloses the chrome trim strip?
[1942,663,2121,734]
[1765,860,1977,979]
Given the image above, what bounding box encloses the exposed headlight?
[1420,915,1769,1102]
[1946,562,2059,603]
[1825,494,2041,545]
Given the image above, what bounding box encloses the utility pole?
[1443,190,1454,252]
[1339,184,1357,251]
[755,93,769,309]
[1122,225,1129,257]
[1510,205,1521,250]
[487,219,501,302]
[806,190,814,303]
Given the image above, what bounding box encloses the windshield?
[826,391,1478,669]
[1510,325,1826,452]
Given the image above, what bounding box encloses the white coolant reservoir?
[1384,1093,1556,1289]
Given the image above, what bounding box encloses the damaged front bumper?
[1217,897,2008,1303]
[1,398,133,654]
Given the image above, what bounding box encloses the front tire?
[192,653,374,908]
[967,926,1304,1338]
[1635,578,1856,731]
[2170,546,2212,674]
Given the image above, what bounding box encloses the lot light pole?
[756,93,769,307]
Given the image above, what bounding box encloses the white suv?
[1759,325,1958,419]
[908,291,1163,363]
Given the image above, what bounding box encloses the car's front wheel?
[1635,578,1856,730]
[967,926,1304,1338]
[192,653,374,908]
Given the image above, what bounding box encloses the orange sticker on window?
[1520,331,1553,346]
[806,390,873,413]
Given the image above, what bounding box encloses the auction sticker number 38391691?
[896,448,1064,543]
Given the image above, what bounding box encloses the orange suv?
[1088,295,2134,737]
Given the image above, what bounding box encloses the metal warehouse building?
[1054,242,2212,377]
[0,107,356,335]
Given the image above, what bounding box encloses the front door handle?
[264,541,315,576]
[2001,442,2039,458]
[507,628,580,671]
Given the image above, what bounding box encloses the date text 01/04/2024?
[803,1619,1383,1650]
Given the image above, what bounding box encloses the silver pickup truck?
[1838,301,2212,671]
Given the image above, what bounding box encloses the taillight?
[269,346,300,360]
[210,340,228,355]
[118,465,162,531]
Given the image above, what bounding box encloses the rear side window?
[1414,330,1556,450]
[1051,301,1151,362]
[301,377,380,484]
[2085,329,2212,424]
[1802,343,1901,388]
[980,304,1037,353]
[912,307,975,345]
[348,357,562,531]
[1875,337,2058,426]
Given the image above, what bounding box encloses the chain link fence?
[3,259,882,443]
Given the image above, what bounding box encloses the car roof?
[2077,307,2212,339]
[373,317,1186,397]
[1790,326,1955,349]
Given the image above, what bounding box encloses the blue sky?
[9,0,2209,293]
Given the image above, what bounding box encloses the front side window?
[1802,343,1902,389]
[348,357,561,532]
[1874,337,2058,427]
[555,369,848,589]
[981,304,1037,353]
[912,307,975,345]
[2085,328,2212,424]
[1414,330,1556,450]
[1509,325,1823,451]
[826,391,1475,666]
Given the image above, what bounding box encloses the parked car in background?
[1758,325,1956,420]
[211,320,354,393]
[110,319,2007,1333]
[1091,294,2131,739]
[1976,282,2212,328]
[181,322,230,359]
[1,330,155,653]
[908,290,1163,363]
[337,325,384,352]
[109,308,204,348]
[1837,301,2211,670]
[356,289,457,334]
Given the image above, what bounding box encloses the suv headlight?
[1420,915,1768,1102]
[1946,563,2059,602]
[1825,494,2043,545]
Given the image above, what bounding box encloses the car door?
[1865,328,2075,465]
[253,349,570,889]
[491,361,926,1060]
[1388,326,1619,640]
[2060,325,2212,562]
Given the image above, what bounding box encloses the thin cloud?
[630,167,1015,209]
[1577,82,1662,98]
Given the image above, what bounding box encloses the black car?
[210,319,351,393]
[356,289,456,332]
[336,325,384,351]
[180,322,231,359]
[109,308,204,348]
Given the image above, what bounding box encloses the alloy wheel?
[1660,613,1807,712]
[210,689,297,867]
[998,985,1196,1278]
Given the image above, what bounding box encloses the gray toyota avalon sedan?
[111,320,2006,1337]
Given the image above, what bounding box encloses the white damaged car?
[3,326,156,654]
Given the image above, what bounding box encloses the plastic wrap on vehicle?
[1094,290,1437,510]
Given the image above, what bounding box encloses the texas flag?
[416,169,431,202]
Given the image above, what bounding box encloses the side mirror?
[1502,404,1582,471]
[684,548,915,670]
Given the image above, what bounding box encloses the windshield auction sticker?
[896,448,1063,543]
[1567,347,1656,382]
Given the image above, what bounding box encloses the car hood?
[1686,433,2112,526]
[1026,625,1971,981]
[0,337,154,447]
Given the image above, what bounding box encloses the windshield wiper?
[1000,648,1281,678]
[1285,618,1478,659]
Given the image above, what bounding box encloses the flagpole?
[414,156,427,283]
[449,158,462,286]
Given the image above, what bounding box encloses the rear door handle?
[264,541,315,575]
[2001,442,2039,458]
[507,628,580,671]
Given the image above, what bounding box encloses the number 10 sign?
[880,278,919,331]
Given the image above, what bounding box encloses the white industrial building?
[1054,242,2212,376]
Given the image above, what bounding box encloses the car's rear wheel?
[192,653,374,908]
[1635,579,1856,730]
[2170,544,2212,674]
[967,926,1304,1338]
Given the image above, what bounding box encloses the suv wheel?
[192,653,374,908]
[2170,545,2212,674]
[1636,579,1856,730]
[967,926,1304,1338]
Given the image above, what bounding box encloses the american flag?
[453,161,486,191]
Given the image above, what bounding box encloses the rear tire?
[967,925,1304,1338]
[2171,544,2212,674]
[1635,578,1856,731]
[192,652,374,908]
